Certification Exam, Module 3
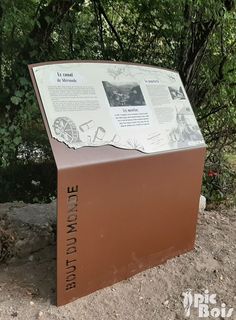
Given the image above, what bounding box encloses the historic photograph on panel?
[168,86,186,100]
[102,81,146,107]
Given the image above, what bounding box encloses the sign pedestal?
[55,145,205,306]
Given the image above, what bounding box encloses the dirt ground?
[0,204,235,320]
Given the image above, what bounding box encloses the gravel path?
[0,203,235,320]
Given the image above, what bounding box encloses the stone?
[199,195,206,213]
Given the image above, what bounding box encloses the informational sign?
[29,61,206,306]
[33,62,205,153]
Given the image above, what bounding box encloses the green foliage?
[0,0,235,203]
[202,154,236,206]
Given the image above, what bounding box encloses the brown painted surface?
[28,61,206,306]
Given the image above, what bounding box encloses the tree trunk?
[0,3,3,92]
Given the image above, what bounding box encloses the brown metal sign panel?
[28,61,206,306]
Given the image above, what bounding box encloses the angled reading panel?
[30,60,205,160]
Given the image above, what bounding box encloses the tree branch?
[198,104,229,121]
[18,0,84,62]
[0,3,3,91]
[93,0,106,58]
[179,17,217,91]
[95,0,124,52]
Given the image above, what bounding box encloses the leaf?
[9,125,16,132]
[10,96,21,105]
[30,50,38,58]
[19,78,28,86]
[15,90,24,98]
[13,137,21,145]
[45,16,53,24]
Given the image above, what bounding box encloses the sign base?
[56,145,205,306]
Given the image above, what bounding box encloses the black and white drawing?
[147,131,166,147]
[126,138,144,151]
[110,134,120,144]
[53,117,107,147]
[169,114,203,146]
[79,120,95,132]
[102,81,146,107]
[53,117,81,143]
[93,127,106,143]
[168,86,185,100]
[107,66,127,80]
[175,103,192,115]
[106,65,164,82]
